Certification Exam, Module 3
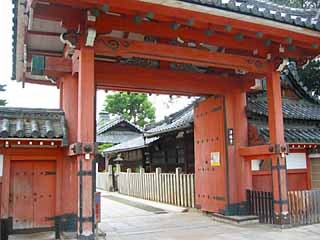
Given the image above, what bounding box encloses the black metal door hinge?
[272,165,286,170]
[77,170,93,176]
[79,216,93,222]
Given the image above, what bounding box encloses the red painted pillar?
[77,44,95,238]
[231,92,252,202]
[61,74,78,215]
[225,92,252,214]
[266,69,289,225]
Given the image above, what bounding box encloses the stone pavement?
[99,191,320,240]
[8,191,320,240]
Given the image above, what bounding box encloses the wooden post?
[115,164,121,173]
[61,74,78,216]
[107,165,113,173]
[266,69,289,225]
[156,167,161,202]
[77,43,95,238]
[176,167,182,206]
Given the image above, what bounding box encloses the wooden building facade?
[104,103,195,173]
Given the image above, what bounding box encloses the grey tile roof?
[0,107,67,145]
[96,131,142,144]
[104,135,159,153]
[145,102,195,137]
[97,114,143,135]
[178,0,320,30]
[247,62,320,144]
[247,97,320,121]
[247,61,320,121]
[253,124,320,143]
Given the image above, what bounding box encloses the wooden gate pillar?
[76,44,95,239]
[266,69,289,225]
[61,74,78,216]
[225,92,252,214]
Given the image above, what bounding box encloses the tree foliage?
[104,92,156,127]
[0,85,7,106]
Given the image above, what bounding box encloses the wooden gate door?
[10,161,56,230]
[33,161,56,228]
[11,162,34,229]
[194,96,228,213]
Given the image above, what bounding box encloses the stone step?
[212,213,259,225]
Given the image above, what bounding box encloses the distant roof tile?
[145,102,195,137]
[97,114,143,135]
[252,124,320,143]
[104,135,159,153]
[247,98,320,121]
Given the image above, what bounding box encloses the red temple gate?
[9,0,320,238]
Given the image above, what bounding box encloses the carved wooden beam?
[94,36,270,74]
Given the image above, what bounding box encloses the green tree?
[104,92,156,127]
[0,85,7,106]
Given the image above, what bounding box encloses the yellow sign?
[211,152,220,167]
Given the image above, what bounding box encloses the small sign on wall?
[211,152,220,167]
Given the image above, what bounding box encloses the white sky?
[0,1,194,121]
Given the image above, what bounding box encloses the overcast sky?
[0,1,194,121]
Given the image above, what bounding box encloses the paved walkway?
[8,191,320,239]
[99,191,320,240]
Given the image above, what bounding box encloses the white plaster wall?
[251,153,306,171]
[251,160,261,171]
[286,153,307,169]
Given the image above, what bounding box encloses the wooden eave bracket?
[240,144,288,160]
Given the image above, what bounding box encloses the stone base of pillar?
[273,212,290,226]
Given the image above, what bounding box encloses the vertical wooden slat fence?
[247,189,320,226]
[118,168,195,208]
[247,189,274,224]
[288,190,320,226]
[96,172,114,191]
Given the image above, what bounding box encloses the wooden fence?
[246,189,274,224]
[96,172,114,191]
[247,189,320,226]
[118,168,195,208]
[288,190,320,226]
